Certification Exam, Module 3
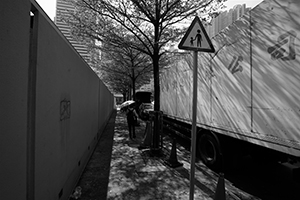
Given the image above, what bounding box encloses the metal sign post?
[189,51,198,200]
[178,16,215,200]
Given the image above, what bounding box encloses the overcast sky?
[36,0,263,21]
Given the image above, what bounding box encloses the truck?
[160,0,300,173]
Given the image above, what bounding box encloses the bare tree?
[100,40,153,100]
[62,0,226,150]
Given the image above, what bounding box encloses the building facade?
[55,0,91,63]
[206,4,250,38]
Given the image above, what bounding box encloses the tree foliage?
[63,0,225,109]
[65,0,226,55]
[99,38,153,99]
[62,0,226,148]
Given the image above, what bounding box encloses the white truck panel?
[161,59,192,121]
[251,0,300,155]
[160,0,300,157]
[209,18,251,134]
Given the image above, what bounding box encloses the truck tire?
[198,133,222,171]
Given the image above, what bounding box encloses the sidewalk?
[72,110,259,200]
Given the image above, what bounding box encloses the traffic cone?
[164,138,183,168]
[138,121,152,149]
[213,173,226,200]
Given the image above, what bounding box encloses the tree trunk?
[153,54,160,111]
[122,92,126,102]
[132,68,136,101]
[128,85,132,100]
[152,10,161,151]
[152,52,161,150]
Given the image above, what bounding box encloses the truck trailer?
[160,0,300,172]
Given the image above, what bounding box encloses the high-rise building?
[205,4,249,38]
[227,9,233,26]
[55,0,91,63]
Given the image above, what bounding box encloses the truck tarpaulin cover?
[160,0,300,157]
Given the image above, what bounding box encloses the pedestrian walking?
[126,104,138,139]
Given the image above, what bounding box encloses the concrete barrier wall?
[0,1,114,199]
[0,0,31,199]
[98,81,114,135]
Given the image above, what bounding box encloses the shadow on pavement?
[73,110,265,200]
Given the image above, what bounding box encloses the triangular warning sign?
[178,16,215,52]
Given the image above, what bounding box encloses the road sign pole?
[178,15,215,200]
[189,51,198,200]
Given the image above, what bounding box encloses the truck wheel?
[198,133,221,171]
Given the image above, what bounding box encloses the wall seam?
[26,5,38,200]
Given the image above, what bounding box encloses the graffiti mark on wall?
[60,99,71,121]
[228,56,243,74]
[267,30,296,61]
